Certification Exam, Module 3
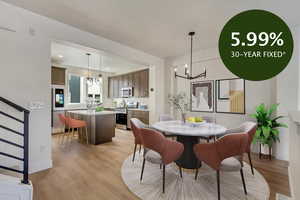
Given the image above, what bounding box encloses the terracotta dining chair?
[130,118,148,162]
[159,114,174,122]
[226,121,257,175]
[194,133,248,200]
[159,114,175,139]
[139,128,184,193]
[199,116,216,143]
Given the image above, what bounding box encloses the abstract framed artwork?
[190,80,214,112]
[215,78,245,114]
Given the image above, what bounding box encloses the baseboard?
[29,159,53,174]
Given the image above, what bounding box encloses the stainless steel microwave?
[121,87,133,98]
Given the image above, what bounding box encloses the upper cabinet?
[51,67,66,85]
[108,69,149,98]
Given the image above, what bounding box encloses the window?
[69,75,82,103]
[68,74,103,105]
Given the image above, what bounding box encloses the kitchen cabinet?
[113,77,119,98]
[108,69,149,98]
[51,67,66,85]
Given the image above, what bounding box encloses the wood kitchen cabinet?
[108,69,149,98]
[51,67,66,85]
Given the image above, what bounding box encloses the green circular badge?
[219,9,293,81]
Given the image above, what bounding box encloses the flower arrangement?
[168,92,190,122]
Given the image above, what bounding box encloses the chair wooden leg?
[206,138,210,143]
[85,127,89,144]
[248,152,254,175]
[163,164,165,193]
[132,144,137,162]
[140,158,146,182]
[160,164,162,169]
[217,170,220,200]
[179,166,183,178]
[240,168,247,195]
[139,144,142,154]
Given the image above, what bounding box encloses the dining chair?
[200,116,216,143]
[159,114,175,139]
[194,133,248,200]
[226,121,257,175]
[130,118,148,162]
[139,128,184,193]
[159,114,174,122]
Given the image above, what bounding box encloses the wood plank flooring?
[29,129,290,200]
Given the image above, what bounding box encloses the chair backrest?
[194,133,248,170]
[140,128,184,165]
[130,118,147,144]
[58,114,67,125]
[159,114,174,122]
[216,133,248,161]
[227,121,257,153]
[139,128,165,154]
[202,116,215,123]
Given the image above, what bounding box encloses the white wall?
[165,47,282,157]
[0,1,164,173]
[279,26,300,199]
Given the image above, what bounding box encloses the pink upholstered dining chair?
[226,121,257,174]
[130,118,148,162]
[159,114,174,122]
[194,133,248,200]
[139,128,184,193]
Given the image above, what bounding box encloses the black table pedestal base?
[175,136,201,169]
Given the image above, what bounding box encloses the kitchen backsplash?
[113,98,149,108]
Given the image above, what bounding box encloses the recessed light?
[58,55,64,58]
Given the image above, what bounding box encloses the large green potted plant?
[250,103,287,159]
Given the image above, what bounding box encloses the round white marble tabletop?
[152,120,227,137]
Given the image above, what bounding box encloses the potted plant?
[250,103,288,160]
[168,92,189,123]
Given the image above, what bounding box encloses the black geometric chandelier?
[175,32,206,80]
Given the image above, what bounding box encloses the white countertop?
[152,120,227,137]
[68,110,116,116]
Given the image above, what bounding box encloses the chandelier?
[174,32,206,80]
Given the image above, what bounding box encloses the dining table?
[152,120,227,169]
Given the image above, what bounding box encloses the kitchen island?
[68,110,116,145]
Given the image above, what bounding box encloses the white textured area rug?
[121,154,270,200]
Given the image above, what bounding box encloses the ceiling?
[51,42,146,74]
[5,0,300,58]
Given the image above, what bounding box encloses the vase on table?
[181,113,186,124]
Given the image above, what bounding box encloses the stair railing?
[0,96,30,184]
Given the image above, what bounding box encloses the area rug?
[121,154,270,200]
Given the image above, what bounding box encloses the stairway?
[0,96,32,200]
[0,173,33,200]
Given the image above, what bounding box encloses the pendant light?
[86,53,93,85]
[174,32,206,80]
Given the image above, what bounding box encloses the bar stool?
[67,116,89,144]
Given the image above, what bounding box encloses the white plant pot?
[260,144,270,155]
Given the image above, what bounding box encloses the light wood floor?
[29,129,290,200]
